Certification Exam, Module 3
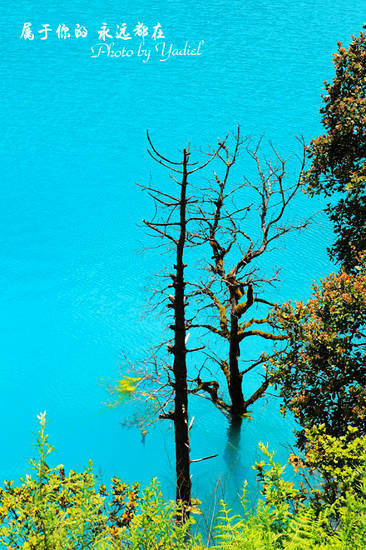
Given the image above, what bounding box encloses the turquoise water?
[0,0,364,513]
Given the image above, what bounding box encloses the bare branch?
[191,454,218,464]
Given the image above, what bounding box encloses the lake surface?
[0,0,364,516]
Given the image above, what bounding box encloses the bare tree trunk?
[228,295,246,416]
[142,134,224,523]
[172,149,191,518]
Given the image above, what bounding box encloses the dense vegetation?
[271,255,366,448]
[0,415,365,549]
[303,27,366,270]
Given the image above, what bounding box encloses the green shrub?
[0,414,365,549]
[214,441,366,549]
[0,413,197,549]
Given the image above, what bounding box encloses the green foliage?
[254,443,303,512]
[213,441,366,549]
[303,27,366,269]
[106,376,144,408]
[0,414,198,550]
[0,412,115,549]
[125,481,195,549]
[1,416,365,549]
[288,425,366,508]
[270,261,366,447]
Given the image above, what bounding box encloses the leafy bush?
[0,413,196,549]
[270,261,366,448]
[288,425,366,508]
[214,441,366,549]
[0,414,365,549]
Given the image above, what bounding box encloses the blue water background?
[0,0,364,516]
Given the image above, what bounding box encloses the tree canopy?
[303,28,366,270]
[271,254,366,448]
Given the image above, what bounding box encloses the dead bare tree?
[119,128,309,520]
[188,127,311,419]
[139,131,223,521]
